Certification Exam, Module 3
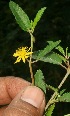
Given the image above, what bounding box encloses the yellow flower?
[13,47,33,63]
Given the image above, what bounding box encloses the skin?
[0,76,46,116]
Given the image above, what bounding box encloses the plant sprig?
[9,1,70,116]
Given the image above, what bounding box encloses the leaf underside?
[33,51,65,65]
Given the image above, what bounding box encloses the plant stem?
[58,66,70,89]
[29,32,34,85]
[29,61,34,85]
[60,64,67,70]
[45,66,70,111]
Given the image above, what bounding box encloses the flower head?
[13,47,33,63]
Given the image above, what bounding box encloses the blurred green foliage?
[0,0,70,115]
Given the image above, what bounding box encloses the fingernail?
[21,86,44,108]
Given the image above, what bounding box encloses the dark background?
[0,0,70,115]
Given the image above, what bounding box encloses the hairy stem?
[45,66,70,111]
[29,32,34,85]
[29,61,34,85]
[58,66,70,89]
[59,64,67,70]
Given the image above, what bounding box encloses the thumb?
[3,86,46,116]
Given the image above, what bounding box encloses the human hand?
[0,76,45,116]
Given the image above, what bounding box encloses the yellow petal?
[14,57,21,63]
[22,57,25,63]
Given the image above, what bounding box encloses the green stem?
[45,66,70,111]
[30,33,34,51]
[29,32,34,85]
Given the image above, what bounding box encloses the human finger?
[3,86,46,116]
[0,76,30,105]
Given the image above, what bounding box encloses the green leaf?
[33,51,64,65]
[9,1,31,31]
[58,92,70,102]
[34,69,46,94]
[58,54,66,62]
[32,7,46,30]
[47,85,58,92]
[68,53,70,57]
[64,114,70,116]
[56,45,65,56]
[37,40,61,59]
[59,89,66,95]
[45,104,55,116]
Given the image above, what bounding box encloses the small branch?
[45,66,70,111]
[32,60,38,63]
[59,63,67,70]
[45,91,57,110]
[58,66,70,89]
